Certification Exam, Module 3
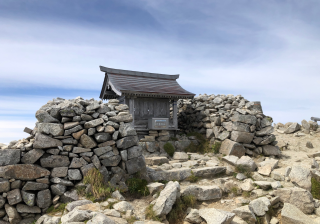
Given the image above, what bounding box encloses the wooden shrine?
[99,66,195,131]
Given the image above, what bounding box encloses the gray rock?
[21,191,35,206]
[33,133,63,149]
[230,131,254,144]
[69,157,88,168]
[217,131,230,141]
[281,203,316,224]
[11,180,22,189]
[307,141,314,148]
[51,167,68,178]
[60,108,76,117]
[116,136,139,149]
[40,155,70,168]
[127,146,142,160]
[0,179,10,193]
[119,123,136,138]
[113,201,134,212]
[173,152,189,161]
[262,145,281,156]
[68,169,82,180]
[236,156,257,171]
[66,199,93,212]
[21,149,44,164]
[0,164,50,180]
[148,167,191,182]
[61,208,92,223]
[101,155,121,167]
[181,185,222,201]
[147,183,165,195]
[94,133,111,143]
[0,196,5,208]
[87,213,116,224]
[7,189,22,205]
[112,190,125,201]
[120,150,128,161]
[64,121,79,129]
[91,155,101,169]
[22,182,49,191]
[274,187,314,214]
[60,190,79,203]
[37,189,52,208]
[125,156,146,175]
[64,125,83,136]
[232,205,256,224]
[231,114,257,125]
[284,122,301,134]
[80,134,97,148]
[109,114,133,123]
[185,209,202,224]
[51,184,66,195]
[199,208,235,224]
[145,157,169,166]
[153,181,180,216]
[256,126,274,136]
[16,204,41,213]
[5,204,21,223]
[72,147,91,154]
[233,122,250,132]
[192,167,226,177]
[94,146,113,156]
[0,149,20,166]
[50,177,74,186]
[36,110,59,123]
[219,139,246,158]
[80,163,95,176]
[84,118,104,129]
[289,166,311,191]
[248,197,270,216]
[61,138,78,145]
[38,123,64,136]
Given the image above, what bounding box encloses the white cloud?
[0,119,36,144]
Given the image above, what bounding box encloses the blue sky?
[1,0,320,144]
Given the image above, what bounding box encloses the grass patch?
[126,174,150,196]
[126,216,137,224]
[235,165,252,178]
[242,191,251,198]
[311,177,320,199]
[230,187,239,195]
[145,204,161,221]
[186,171,199,183]
[212,141,221,154]
[83,168,113,200]
[46,203,67,214]
[167,195,196,224]
[105,201,117,209]
[164,142,175,157]
[170,137,179,141]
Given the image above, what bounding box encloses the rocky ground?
[1,128,319,224]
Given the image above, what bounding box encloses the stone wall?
[0,97,146,223]
[177,94,281,157]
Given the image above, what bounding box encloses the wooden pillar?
[129,98,135,126]
[173,99,178,129]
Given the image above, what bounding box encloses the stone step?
[192,167,226,177]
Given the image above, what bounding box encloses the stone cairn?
[0,97,146,223]
[177,94,281,157]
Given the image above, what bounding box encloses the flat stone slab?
[181,185,222,201]
[145,157,169,166]
[192,167,226,177]
[148,168,192,181]
[0,164,50,180]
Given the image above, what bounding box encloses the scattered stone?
[181,185,222,201]
[199,208,235,224]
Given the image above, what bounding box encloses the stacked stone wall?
[177,94,281,157]
[0,97,146,223]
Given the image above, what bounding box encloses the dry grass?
[145,204,161,221]
[167,195,197,224]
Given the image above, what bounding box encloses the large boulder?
[116,136,139,149]
[274,187,314,214]
[35,110,59,123]
[38,123,64,136]
[231,114,257,125]
[289,166,311,191]
[181,185,222,201]
[0,149,20,166]
[199,208,235,224]
[230,131,254,144]
[248,197,270,216]
[125,156,146,175]
[33,133,62,149]
[281,203,316,224]
[0,164,50,180]
[284,122,301,134]
[219,139,246,158]
[262,145,281,156]
[119,123,136,137]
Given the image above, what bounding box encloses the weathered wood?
[173,99,178,129]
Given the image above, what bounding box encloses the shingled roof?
[99,66,195,99]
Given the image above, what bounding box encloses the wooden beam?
[173,99,178,129]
